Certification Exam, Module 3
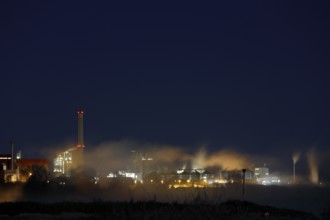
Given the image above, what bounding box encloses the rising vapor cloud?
[47,139,275,178]
[292,151,301,165]
[84,141,254,176]
[191,148,253,170]
[85,141,190,175]
[306,148,318,184]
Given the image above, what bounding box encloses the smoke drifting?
[190,148,253,170]
[84,141,190,176]
[292,151,301,165]
[40,140,77,159]
[0,185,22,201]
[191,148,207,169]
[148,147,187,163]
[205,149,253,170]
[306,148,318,184]
[46,140,328,182]
[84,141,254,176]
[85,140,135,175]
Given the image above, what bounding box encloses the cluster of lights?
[257,177,281,185]
[53,150,73,174]
[107,171,138,179]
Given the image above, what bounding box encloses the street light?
[242,169,246,201]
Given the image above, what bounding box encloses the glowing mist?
[195,149,253,171]
[192,148,207,169]
[306,148,318,184]
[292,152,301,164]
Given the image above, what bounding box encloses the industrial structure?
[16,158,49,182]
[53,110,85,176]
[107,150,154,181]
[53,148,74,175]
[1,109,282,186]
[254,166,269,178]
[254,165,280,185]
[0,142,49,183]
[74,110,85,168]
[107,166,258,188]
[106,157,281,188]
[1,108,318,188]
[0,142,20,182]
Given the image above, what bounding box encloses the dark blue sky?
[1,1,329,165]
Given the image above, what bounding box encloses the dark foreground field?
[0,200,320,220]
[0,182,329,219]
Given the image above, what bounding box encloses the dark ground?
[0,182,329,219]
[0,200,320,220]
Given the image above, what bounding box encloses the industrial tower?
[77,110,85,148]
[74,109,85,169]
[53,110,86,176]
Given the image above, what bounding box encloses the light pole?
[10,141,14,171]
[242,169,246,201]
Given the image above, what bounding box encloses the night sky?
[1,1,329,174]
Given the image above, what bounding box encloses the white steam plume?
[205,149,253,170]
[191,148,253,170]
[191,148,207,169]
[292,151,301,164]
[306,148,318,184]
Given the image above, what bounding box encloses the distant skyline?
[1,1,329,178]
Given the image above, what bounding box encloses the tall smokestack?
[77,110,84,148]
[74,110,85,170]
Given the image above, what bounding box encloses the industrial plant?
[53,110,85,177]
[0,141,49,183]
[51,109,285,187]
[0,109,322,189]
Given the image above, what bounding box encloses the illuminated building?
[16,158,49,182]
[53,109,86,176]
[0,142,20,182]
[53,149,74,176]
[254,167,269,178]
[0,154,13,170]
[1,147,49,183]
[107,171,138,179]
[0,153,18,182]
[176,169,201,181]
[254,166,281,185]
[256,176,281,185]
[128,150,154,180]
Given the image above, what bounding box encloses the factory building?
[254,167,269,178]
[0,153,19,183]
[53,110,85,177]
[0,142,20,182]
[107,151,154,182]
[0,154,13,171]
[1,145,49,183]
[53,149,74,176]
[254,166,281,185]
[16,158,50,182]
[128,150,154,180]
[107,161,282,187]
[176,169,213,181]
